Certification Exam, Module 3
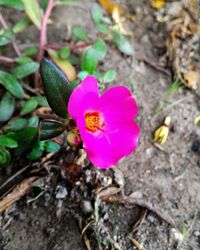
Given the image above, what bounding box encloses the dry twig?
[100,195,175,226]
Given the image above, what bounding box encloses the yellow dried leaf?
[194,115,200,125]
[151,0,166,9]
[48,49,76,81]
[98,0,123,15]
[184,70,200,89]
[154,116,171,144]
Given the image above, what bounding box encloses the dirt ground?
[1,0,200,249]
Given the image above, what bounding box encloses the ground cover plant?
[0,0,200,249]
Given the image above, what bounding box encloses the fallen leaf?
[151,0,166,9]
[98,0,123,15]
[183,70,200,89]
[48,49,76,81]
[0,177,37,213]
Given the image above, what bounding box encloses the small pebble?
[191,139,200,153]
[81,200,93,214]
[55,186,68,199]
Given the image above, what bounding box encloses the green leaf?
[40,58,73,118]
[91,3,103,24]
[28,116,39,127]
[4,118,28,131]
[92,39,107,61]
[15,56,33,64]
[32,96,48,106]
[0,0,24,10]
[81,49,98,74]
[0,148,11,168]
[0,135,18,148]
[20,98,38,116]
[97,23,109,34]
[59,47,70,59]
[39,120,67,140]
[78,71,89,80]
[22,47,38,56]
[27,141,43,160]
[8,127,38,156]
[0,70,24,99]
[112,31,134,56]
[102,70,116,83]
[13,17,30,33]
[21,0,43,29]
[72,26,88,41]
[45,141,61,153]
[0,29,15,46]
[70,80,79,90]
[0,92,15,122]
[11,62,39,79]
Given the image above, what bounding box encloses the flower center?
[85,111,104,133]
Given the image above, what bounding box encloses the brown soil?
[1,0,200,250]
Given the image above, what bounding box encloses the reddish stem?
[44,42,92,51]
[0,14,21,57]
[0,56,16,64]
[37,0,55,62]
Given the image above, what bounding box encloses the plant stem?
[44,42,92,51]
[37,0,55,62]
[0,55,15,64]
[0,13,21,57]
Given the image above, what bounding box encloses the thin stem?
[0,13,21,57]
[44,42,92,51]
[0,55,16,64]
[37,0,55,62]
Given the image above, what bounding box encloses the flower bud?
[66,129,82,148]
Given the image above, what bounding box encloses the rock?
[81,200,93,214]
[55,186,68,199]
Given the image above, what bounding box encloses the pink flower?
[68,76,140,169]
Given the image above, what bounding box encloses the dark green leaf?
[45,141,61,153]
[70,80,80,90]
[112,31,134,56]
[81,49,98,74]
[4,118,28,131]
[91,3,103,24]
[8,127,38,156]
[0,0,24,10]
[20,98,38,116]
[11,62,39,79]
[40,58,73,118]
[92,39,107,61]
[39,119,67,140]
[0,70,24,98]
[0,92,15,122]
[72,26,88,41]
[13,17,30,33]
[0,29,15,46]
[0,148,11,168]
[102,70,116,83]
[27,141,44,160]
[59,47,70,59]
[0,135,18,148]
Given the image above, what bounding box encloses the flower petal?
[77,115,140,168]
[68,76,99,119]
[99,86,138,122]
